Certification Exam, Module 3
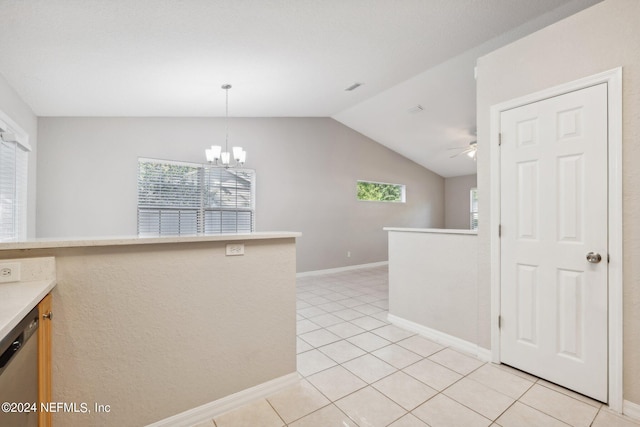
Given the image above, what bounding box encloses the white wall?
[36,117,444,272]
[0,73,37,237]
[388,230,478,344]
[476,0,640,404]
[444,174,477,229]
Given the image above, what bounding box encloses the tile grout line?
[534,380,604,409]
[297,272,430,422]
[515,398,580,426]
[300,327,425,380]
[295,267,618,427]
[590,406,604,427]
[298,323,494,424]
[264,397,288,426]
[422,365,499,424]
[299,282,471,423]
[295,271,414,424]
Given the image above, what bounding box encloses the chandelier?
[205,84,246,167]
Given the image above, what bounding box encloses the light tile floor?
[194,265,640,427]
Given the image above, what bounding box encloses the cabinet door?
[38,294,52,427]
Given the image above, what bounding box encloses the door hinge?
[498,133,502,146]
[498,315,502,329]
[498,224,502,237]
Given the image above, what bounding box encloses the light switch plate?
[226,243,245,256]
[0,262,21,283]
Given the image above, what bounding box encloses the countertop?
[384,227,478,235]
[0,279,56,340]
[0,257,56,340]
[0,231,302,251]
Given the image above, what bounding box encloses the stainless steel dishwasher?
[0,306,39,427]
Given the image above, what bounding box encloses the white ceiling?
[0,0,600,176]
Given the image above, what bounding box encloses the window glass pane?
[0,140,28,241]
[203,168,253,209]
[203,210,222,234]
[138,161,201,209]
[357,181,405,202]
[137,159,255,236]
[470,188,479,230]
[235,211,253,233]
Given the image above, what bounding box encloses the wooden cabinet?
[38,294,52,427]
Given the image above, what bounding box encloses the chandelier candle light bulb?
[221,151,231,165]
[205,145,222,163]
[233,146,246,165]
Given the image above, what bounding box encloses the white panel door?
[500,83,608,402]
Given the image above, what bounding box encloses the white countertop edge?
[0,279,56,340]
[0,232,302,251]
[383,227,478,235]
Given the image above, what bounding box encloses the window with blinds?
[470,187,478,230]
[0,120,29,242]
[203,167,254,234]
[137,158,255,236]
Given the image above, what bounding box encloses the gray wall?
[0,73,38,238]
[36,117,444,272]
[444,174,477,229]
[476,0,640,404]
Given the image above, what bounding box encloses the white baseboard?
[624,400,640,421]
[476,347,493,362]
[387,313,491,362]
[146,372,299,427]
[297,261,388,277]
[386,318,638,417]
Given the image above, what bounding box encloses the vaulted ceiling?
[0,0,601,176]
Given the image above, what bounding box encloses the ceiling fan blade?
[459,147,475,154]
[450,146,477,158]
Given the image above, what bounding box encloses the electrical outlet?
[0,262,21,283]
[226,243,245,256]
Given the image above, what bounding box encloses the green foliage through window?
[357,181,405,202]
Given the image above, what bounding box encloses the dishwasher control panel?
[0,306,39,375]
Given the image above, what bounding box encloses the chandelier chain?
[205,83,245,168]
[224,85,229,152]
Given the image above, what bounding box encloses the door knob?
[586,252,602,263]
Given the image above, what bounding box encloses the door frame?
[489,68,623,411]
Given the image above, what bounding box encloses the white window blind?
[203,167,254,234]
[0,128,29,242]
[470,187,478,230]
[137,158,255,236]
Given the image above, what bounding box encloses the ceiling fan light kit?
[448,140,477,160]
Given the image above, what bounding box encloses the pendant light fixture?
[205,84,246,167]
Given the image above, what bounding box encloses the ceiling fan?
[447,140,477,160]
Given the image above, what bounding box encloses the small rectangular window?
[470,188,478,230]
[357,180,405,203]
